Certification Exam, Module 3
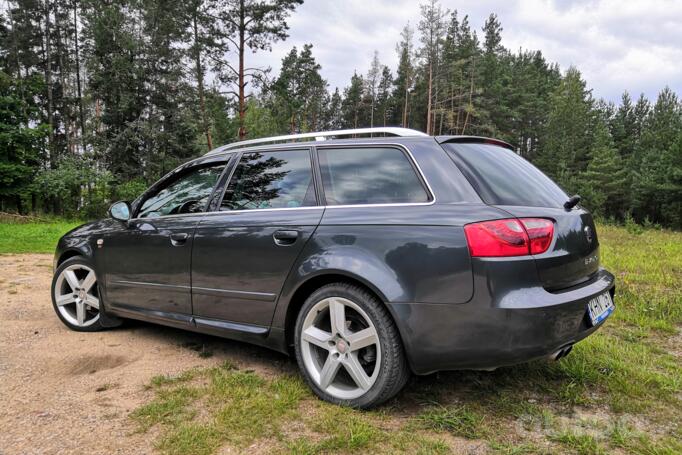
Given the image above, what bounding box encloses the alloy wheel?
[54,264,100,327]
[300,297,381,400]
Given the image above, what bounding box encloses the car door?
[103,157,228,321]
[191,148,324,329]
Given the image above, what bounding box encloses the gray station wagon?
[51,127,615,408]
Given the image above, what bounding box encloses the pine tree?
[322,88,343,130]
[0,71,47,212]
[219,0,303,140]
[579,120,628,218]
[187,0,226,151]
[341,72,364,129]
[478,13,509,138]
[393,23,415,127]
[537,67,595,190]
[631,87,682,226]
[506,50,560,158]
[610,92,637,160]
[271,44,326,134]
[438,12,481,135]
[376,66,394,127]
[365,51,381,128]
[418,0,447,134]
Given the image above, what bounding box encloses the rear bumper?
[388,267,615,375]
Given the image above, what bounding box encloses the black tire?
[51,256,119,332]
[294,282,410,409]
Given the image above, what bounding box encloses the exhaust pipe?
[548,344,574,361]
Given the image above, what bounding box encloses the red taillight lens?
[464,219,529,257]
[520,218,554,254]
[464,218,554,257]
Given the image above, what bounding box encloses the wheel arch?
[56,249,85,267]
[281,271,399,351]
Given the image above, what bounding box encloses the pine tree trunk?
[426,61,432,134]
[44,1,55,163]
[462,72,474,134]
[73,1,85,144]
[402,75,409,127]
[55,15,73,154]
[237,0,246,141]
[193,13,212,150]
[16,195,23,215]
[8,11,20,80]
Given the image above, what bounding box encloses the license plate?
[587,292,614,326]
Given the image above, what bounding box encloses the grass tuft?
[416,404,487,439]
[550,430,605,455]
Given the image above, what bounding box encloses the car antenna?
[564,194,581,210]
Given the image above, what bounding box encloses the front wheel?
[51,256,109,332]
[294,283,410,408]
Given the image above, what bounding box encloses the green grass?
[128,223,680,454]
[0,219,83,253]
[550,430,605,455]
[2,220,680,453]
[416,404,487,439]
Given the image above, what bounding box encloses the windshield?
[442,142,568,208]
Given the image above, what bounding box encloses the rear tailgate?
[441,141,601,291]
[496,205,600,290]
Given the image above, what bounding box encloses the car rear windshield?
[442,142,568,208]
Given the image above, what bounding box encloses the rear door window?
[442,143,568,208]
[221,149,316,210]
[318,147,430,205]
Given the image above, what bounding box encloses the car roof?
[203,128,513,158]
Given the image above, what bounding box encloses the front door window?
[138,164,225,218]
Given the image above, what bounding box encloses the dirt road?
[0,254,292,455]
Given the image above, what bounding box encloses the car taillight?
[520,218,554,254]
[464,218,554,257]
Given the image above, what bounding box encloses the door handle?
[273,230,299,246]
[170,232,189,246]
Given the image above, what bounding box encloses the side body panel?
[191,208,324,327]
[271,203,513,331]
[103,215,201,315]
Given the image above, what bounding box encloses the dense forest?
[0,0,680,228]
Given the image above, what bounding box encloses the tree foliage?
[0,0,680,228]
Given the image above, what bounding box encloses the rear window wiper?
[564,194,581,210]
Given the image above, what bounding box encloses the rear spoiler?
[435,135,514,151]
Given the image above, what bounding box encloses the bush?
[113,178,148,203]
[624,213,644,235]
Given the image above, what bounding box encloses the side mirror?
[109,201,131,222]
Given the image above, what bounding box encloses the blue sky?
[246,0,682,103]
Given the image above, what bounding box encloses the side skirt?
[108,304,288,353]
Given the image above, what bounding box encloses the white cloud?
[244,0,682,102]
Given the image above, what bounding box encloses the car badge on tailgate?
[584,226,593,243]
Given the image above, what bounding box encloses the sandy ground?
[0,254,293,455]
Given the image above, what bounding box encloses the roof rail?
[205,127,428,155]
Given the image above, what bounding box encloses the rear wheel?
[294,283,410,408]
[51,257,111,332]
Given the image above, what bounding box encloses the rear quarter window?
[318,147,431,205]
[442,143,568,208]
